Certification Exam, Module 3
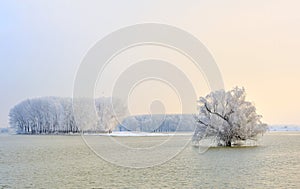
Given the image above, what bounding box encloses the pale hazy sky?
[1,0,300,127]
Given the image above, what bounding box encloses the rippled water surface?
[0,133,299,188]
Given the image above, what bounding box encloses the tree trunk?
[225,140,231,147]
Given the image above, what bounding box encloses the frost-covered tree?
[193,87,267,146]
[95,97,127,132]
[9,97,76,134]
[117,114,195,132]
[9,97,126,134]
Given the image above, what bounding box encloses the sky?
[1,0,300,127]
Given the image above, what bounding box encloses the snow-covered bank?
[83,131,193,137]
[268,125,300,132]
[3,125,300,136]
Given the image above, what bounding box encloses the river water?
[0,132,299,188]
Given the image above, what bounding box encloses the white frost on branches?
[9,97,126,134]
[193,87,267,146]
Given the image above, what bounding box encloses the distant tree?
[193,87,267,146]
[95,97,127,132]
[117,114,196,132]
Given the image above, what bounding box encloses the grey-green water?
[0,133,299,188]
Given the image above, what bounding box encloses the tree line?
[117,114,195,132]
[9,97,126,134]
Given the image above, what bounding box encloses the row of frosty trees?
[117,114,195,132]
[9,96,195,134]
[9,97,126,134]
[9,87,268,146]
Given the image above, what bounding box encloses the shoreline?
[1,130,300,137]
